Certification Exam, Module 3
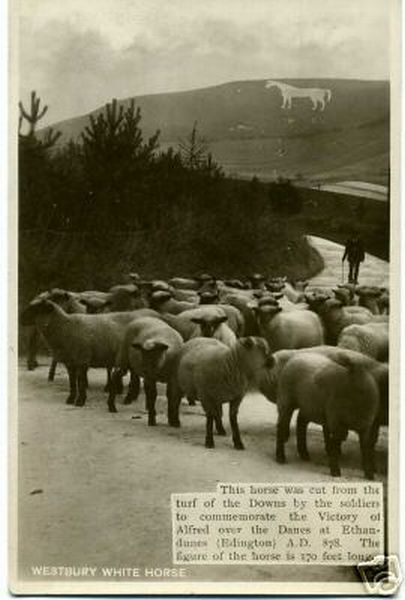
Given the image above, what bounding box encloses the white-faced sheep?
[251,304,324,350]
[337,322,389,362]
[20,300,158,409]
[170,337,273,448]
[109,316,183,424]
[274,351,381,479]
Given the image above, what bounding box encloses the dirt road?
[307,235,389,288]
[16,360,387,585]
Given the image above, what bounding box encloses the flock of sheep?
[21,272,389,481]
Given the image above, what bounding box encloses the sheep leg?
[167,380,181,428]
[27,326,39,370]
[326,434,341,477]
[107,368,124,413]
[75,367,88,406]
[66,367,78,404]
[296,412,310,460]
[205,414,215,448]
[124,372,140,405]
[276,406,294,463]
[229,399,244,450]
[144,378,157,426]
[48,359,57,382]
[215,406,226,436]
[359,430,375,480]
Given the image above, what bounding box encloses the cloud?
[18,0,390,126]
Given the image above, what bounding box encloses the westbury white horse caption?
[265,80,332,111]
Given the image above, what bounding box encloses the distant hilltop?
[40,78,390,184]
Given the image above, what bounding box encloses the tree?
[80,98,160,229]
[178,121,209,170]
[268,177,303,216]
[18,91,62,229]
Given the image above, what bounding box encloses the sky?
[18,0,391,126]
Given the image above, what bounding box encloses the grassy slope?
[42,78,389,185]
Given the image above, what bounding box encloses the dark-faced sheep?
[338,322,389,362]
[170,336,273,449]
[20,300,158,409]
[252,304,324,350]
[109,316,183,424]
[274,351,380,479]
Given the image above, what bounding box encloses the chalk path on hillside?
[306,235,389,288]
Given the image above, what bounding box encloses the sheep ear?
[190,317,203,325]
[215,315,228,324]
[153,342,169,352]
[241,337,254,348]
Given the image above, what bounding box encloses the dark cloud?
[19,0,390,126]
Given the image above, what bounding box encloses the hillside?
[42,78,389,184]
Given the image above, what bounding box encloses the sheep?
[22,288,87,377]
[274,350,381,479]
[169,277,200,290]
[258,345,388,457]
[171,288,199,303]
[160,306,237,346]
[170,336,274,448]
[148,290,197,314]
[247,273,267,290]
[223,279,247,290]
[309,297,377,345]
[107,284,147,311]
[199,290,220,304]
[337,322,389,362]
[220,292,260,336]
[333,286,356,306]
[108,316,184,423]
[282,280,309,303]
[20,299,158,409]
[377,288,389,315]
[355,286,383,315]
[251,304,324,350]
[169,274,216,291]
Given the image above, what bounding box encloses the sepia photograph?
[9,0,401,595]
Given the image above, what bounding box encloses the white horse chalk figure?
[265,80,332,111]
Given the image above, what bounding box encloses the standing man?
[342,234,365,284]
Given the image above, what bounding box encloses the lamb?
[20,299,158,409]
[108,316,184,423]
[251,304,324,350]
[170,337,273,448]
[274,350,382,479]
[337,322,389,362]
